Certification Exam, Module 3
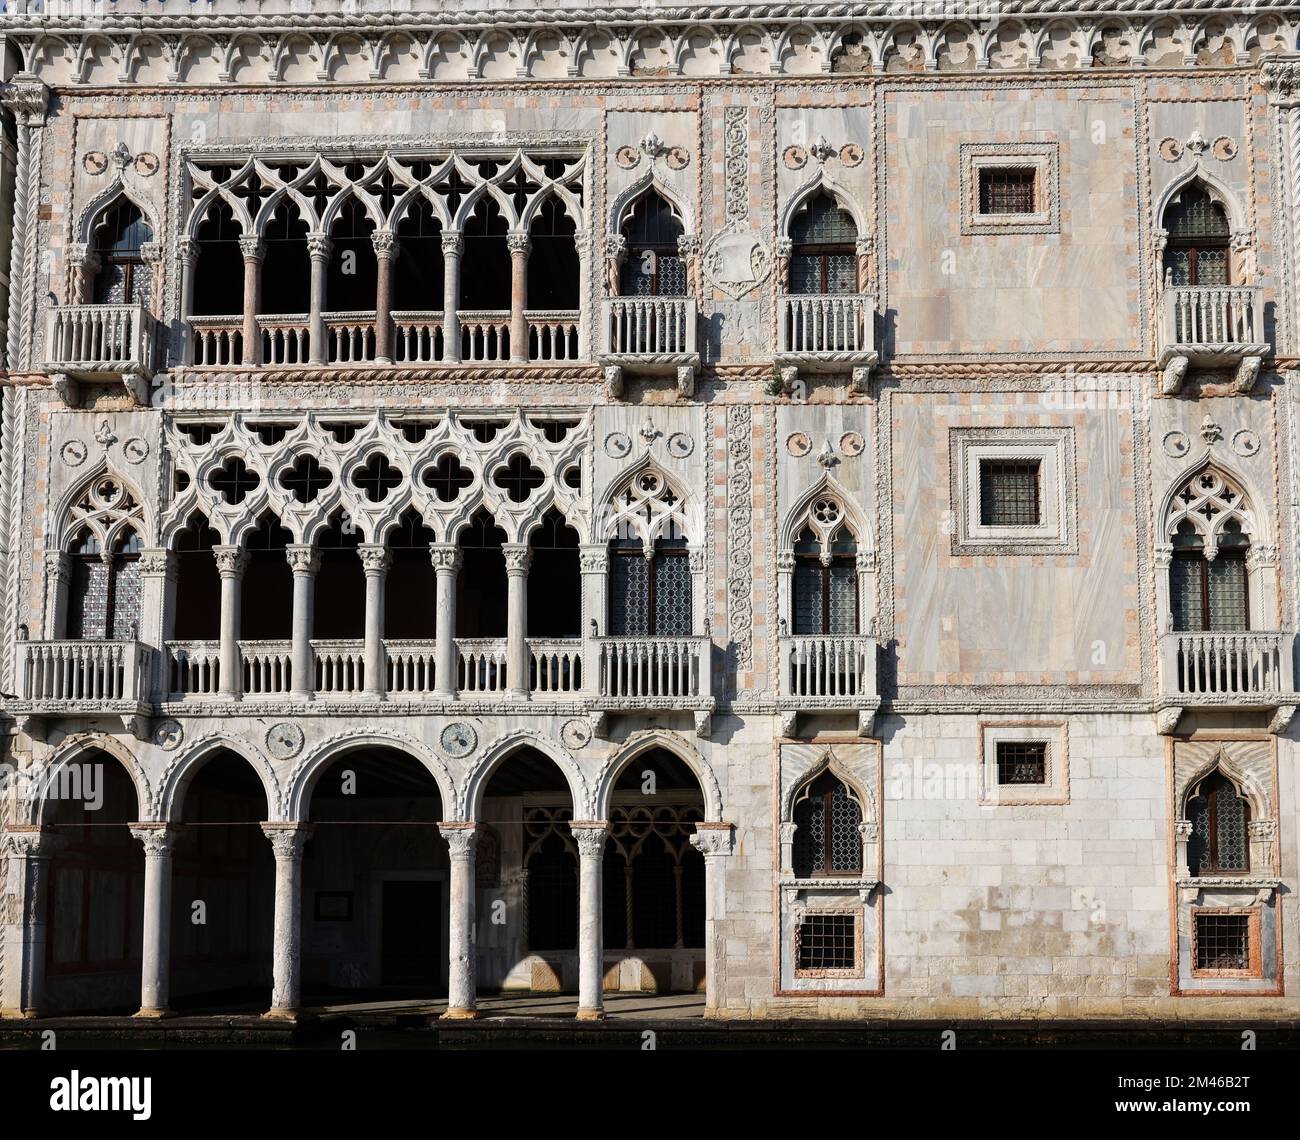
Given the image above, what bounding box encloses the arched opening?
[90,198,153,306]
[240,512,293,640]
[191,198,245,317]
[66,525,142,641]
[619,190,685,296]
[479,747,577,991]
[313,510,364,640]
[1185,768,1250,875]
[304,749,447,997]
[791,769,864,877]
[788,191,858,294]
[456,509,508,638]
[172,512,221,641]
[44,752,144,1014]
[260,199,311,315]
[1170,518,1249,631]
[607,470,691,637]
[602,749,706,994]
[327,196,378,314]
[527,509,580,638]
[528,196,579,310]
[792,521,859,635]
[385,508,437,640]
[394,196,445,311]
[171,751,274,1012]
[460,195,511,310]
[1162,184,1230,287]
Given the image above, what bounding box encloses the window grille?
[792,772,863,877]
[995,740,1047,785]
[796,913,856,972]
[789,193,858,295]
[1193,912,1251,972]
[979,459,1041,526]
[1162,186,1230,287]
[1187,770,1250,874]
[978,167,1036,215]
[792,524,859,636]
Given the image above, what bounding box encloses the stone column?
[575,231,592,358]
[1,75,50,371]
[214,545,248,700]
[430,544,461,699]
[239,236,265,366]
[307,232,333,366]
[372,230,398,364]
[579,544,607,694]
[689,823,735,1017]
[503,543,531,698]
[286,545,319,701]
[507,232,530,363]
[441,232,463,363]
[67,244,100,305]
[0,826,62,1018]
[138,548,175,700]
[261,823,313,1020]
[43,550,72,639]
[178,237,199,364]
[569,821,609,1021]
[130,823,179,1018]
[439,823,479,1019]
[359,544,391,699]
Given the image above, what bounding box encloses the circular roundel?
[61,440,88,467]
[266,723,305,760]
[561,718,593,750]
[812,498,842,526]
[440,722,478,759]
[152,719,184,751]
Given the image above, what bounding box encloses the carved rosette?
[568,821,610,857]
[261,823,313,861]
[438,823,479,860]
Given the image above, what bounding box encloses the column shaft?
[439,824,479,1019]
[287,546,319,700]
[442,233,462,363]
[239,238,264,366]
[130,825,178,1018]
[431,545,461,699]
[570,822,609,1021]
[262,824,312,1019]
[503,544,530,698]
[508,233,530,363]
[359,545,391,699]
[0,827,59,1018]
[373,231,397,364]
[214,546,247,700]
[307,233,332,366]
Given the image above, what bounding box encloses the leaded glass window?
[792,771,863,877]
[609,537,690,636]
[92,199,153,306]
[1186,770,1250,875]
[790,192,858,295]
[792,526,858,635]
[67,529,142,641]
[620,191,686,296]
[1162,186,1230,287]
[1170,520,1249,632]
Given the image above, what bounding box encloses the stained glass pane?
[827,563,857,634]
[653,553,691,636]
[1207,557,1248,631]
[793,561,824,635]
[790,195,857,244]
[610,550,649,635]
[1170,558,1205,632]
[69,558,109,640]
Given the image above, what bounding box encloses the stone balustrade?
[44,303,155,377]
[779,633,877,701]
[1159,630,1296,705]
[20,639,152,705]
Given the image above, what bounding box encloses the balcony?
[597,297,700,397]
[1157,285,1268,394]
[43,304,155,403]
[593,635,714,736]
[776,633,881,737]
[14,640,153,735]
[774,293,877,394]
[1157,630,1297,733]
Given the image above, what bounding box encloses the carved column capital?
[502,543,532,575]
[43,549,72,580]
[568,821,609,857]
[371,229,398,258]
[284,544,320,575]
[212,545,248,579]
[129,823,181,858]
[358,543,392,575]
[238,236,266,262]
[579,544,608,573]
[1261,59,1300,105]
[138,547,173,577]
[261,822,313,860]
[507,232,531,257]
[441,231,464,257]
[0,75,50,125]
[438,822,479,859]
[306,232,333,262]
[178,237,201,265]
[429,543,463,573]
[689,822,735,857]
[2,825,64,859]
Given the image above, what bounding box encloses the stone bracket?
[1155,706,1183,736]
[1160,355,1189,396]
[1232,355,1262,395]
[1268,704,1297,736]
[694,709,711,738]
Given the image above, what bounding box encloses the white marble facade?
[1,1,1299,1021]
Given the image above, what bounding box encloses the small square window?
[979,167,1037,215]
[795,913,858,973]
[979,459,1041,527]
[1191,909,1261,978]
[996,740,1047,785]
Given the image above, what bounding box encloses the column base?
[362,690,387,701]
[290,690,314,703]
[133,1007,172,1019]
[262,1007,301,1022]
[218,691,241,703]
[575,1007,605,1022]
[439,1007,479,1020]
[0,1008,41,1020]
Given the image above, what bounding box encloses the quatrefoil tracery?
[1165,466,1255,559]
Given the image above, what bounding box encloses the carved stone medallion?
[152,718,184,751]
[702,225,773,300]
[561,718,593,750]
[440,721,477,759]
[266,722,305,760]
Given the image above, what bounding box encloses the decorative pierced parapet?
[529,638,584,694]
[601,297,697,358]
[313,639,365,695]
[190,315,244,366]
[44,303,155,377]
[1159,631,1296,705]
[240,640,293,696]
[166,640,221,697]
[779,634,878,702]
[596,635,709,701]
[776,293,875,359]
[20,639,151,705]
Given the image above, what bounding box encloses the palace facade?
[2,0,1300,1021]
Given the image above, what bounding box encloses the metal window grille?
[1187,771,1250,874]
[979,167,1036,215]
[792,773,863,876]
[996,740,1047,785]
[979,459,1041,526]
[1194,912,1250,971]
[796,913,856,971]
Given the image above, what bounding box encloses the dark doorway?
[381,880,441,987]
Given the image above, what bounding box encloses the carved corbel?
[122,372,151,407]
[778,710,799,738]
[604,365,624,400]
[858,708,876,739]
[1268,704,1297,736]
[1160,355,1189,396]
[120,714,150,741]
[694,710,712,739]
[50,374,78,408]
[1155,706,1183,736]
[1231,356,1261,396]
[676,365,696,399]
[589,709,608,740]
[850,365,872,396]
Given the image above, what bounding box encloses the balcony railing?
[530,638,584,693]
[392,311,445,363]
[324,311,378,363]
[1160,286,1266,357]
[190,315,244,366]
[166,641,221,697]
[241,640,293,696]
[457,638,509,693]
[20,640,152,705]
[314,639,366,695]
[596,636,709,701]
[600,297,697,358]
[386,640,439,695]
[44,304,155,377]
[260,314,311,365]
[779,634,877,701]
[1160,631,1295,703]
[526,311,581,361]
[458,311,511,362]
[776,293,875,359]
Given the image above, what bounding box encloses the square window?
[996,740,1047,785]
[1191,909,1261,978]
[979,167,1037,215]
[795,912,858,974]
[979,460,1041,527]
